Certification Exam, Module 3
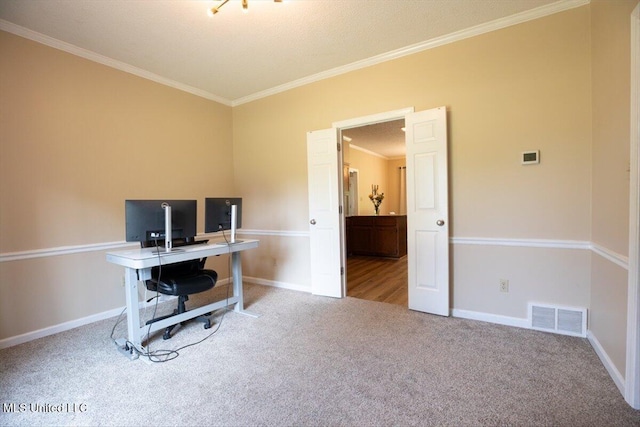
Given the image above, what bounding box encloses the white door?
[406,107,450,316]
[306,129,343,297]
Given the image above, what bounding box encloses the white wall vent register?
[528,302,587,337]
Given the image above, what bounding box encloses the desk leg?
[231,251,259,318]
[121,267,141,359]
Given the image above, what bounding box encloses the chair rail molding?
[451,236,591,250]
[4,234,625,264]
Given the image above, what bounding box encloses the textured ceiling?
[0,0,568,105]
[343,120,406,159]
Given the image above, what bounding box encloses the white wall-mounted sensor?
[521,150,540,165]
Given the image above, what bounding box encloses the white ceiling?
[0,0,571,105]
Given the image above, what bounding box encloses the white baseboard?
[0,279,627,408]
[451,308,530,329]
[452,309,626,399]
[0,306,125,350]
[0,277,307,350]
[244,276,310,293]
[587,330,625,395]
[453,308,626,399]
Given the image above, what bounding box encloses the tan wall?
[234,6,592,239]
[590,254,628,375]
[347,147,391,216]
[0,32,234,340]
[343,144,405,216]
[589,0,638,379]
[3,2,633,349]
[453,245,591,318]
[591,0,634,256]
[387,158,406,215]
[233,6,593,318]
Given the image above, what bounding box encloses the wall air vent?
[528,303,587,337]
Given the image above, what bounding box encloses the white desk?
[106,239,259,359]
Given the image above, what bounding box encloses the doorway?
[346,255,408,305]
[308,106,449,315]
[338,115,409,307]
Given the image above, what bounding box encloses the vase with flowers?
[369,184,384,215]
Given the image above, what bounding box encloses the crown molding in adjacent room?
[349,144,390,160]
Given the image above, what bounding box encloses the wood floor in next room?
[346,255,408,306]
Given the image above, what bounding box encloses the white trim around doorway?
[625,2,640,410]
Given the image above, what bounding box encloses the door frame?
[333,107,415,297]
[626,2,640,410]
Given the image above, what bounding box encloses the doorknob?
[436,219,445,226]
[310,219,316,225]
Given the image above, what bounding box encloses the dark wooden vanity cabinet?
[346,215,407,258]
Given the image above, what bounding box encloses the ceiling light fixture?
[208,0,282,16]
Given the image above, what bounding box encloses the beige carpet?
[1,283,639,426]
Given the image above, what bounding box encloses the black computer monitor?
[125,199,197,244]
[204,198,242,233]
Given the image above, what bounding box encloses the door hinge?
[337,142,341,152]
[340,266,344,275]
[339,205,343,214]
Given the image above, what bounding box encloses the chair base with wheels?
[145,293,214,340]
[143,244,218,340]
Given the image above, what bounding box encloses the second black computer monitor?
[204,198,242,233]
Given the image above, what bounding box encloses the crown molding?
[1,0,589,107]
[349,144,390,160]
[232,0,590,106]
[0,19,233,106]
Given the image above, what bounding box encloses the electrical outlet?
[499,279,509,293]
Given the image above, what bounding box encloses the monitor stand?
[230,204,243,244]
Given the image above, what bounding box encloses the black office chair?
[142,240,218,340]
